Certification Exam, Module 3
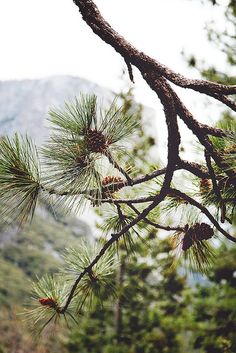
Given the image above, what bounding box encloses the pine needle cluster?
[23,240,118,334]
[0,134,40,226]
[41,94,137,201]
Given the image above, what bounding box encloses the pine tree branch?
[73,0,236,97]
[170,188,236,243]
[105,151,134,185]
[71,0,236,188]
[127,203,184,232]
[100,196,155,205]
[178,160,210,179]
[59,63,182,314]
[59,189,168,314]
[211,93,236,112]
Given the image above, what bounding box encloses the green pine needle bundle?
[171,223,215,275]
[0,134,40,226]
[41,94,138,204]
[100,205,143,253]
[62,240,118,311]
[23,275,76,335]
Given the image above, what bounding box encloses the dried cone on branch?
[85,129,108,153]
[200,178,212,193]
[102,175,124,194]
[193,222,214,240]
[182,223,214,251]
[39,297,58,309]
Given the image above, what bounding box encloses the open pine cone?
[182,223,214,251]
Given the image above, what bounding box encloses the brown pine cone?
[200,179,212,193]
[182,231,193,251]
[85,129,107,153]
[195,222,214,240]
[102,175,124,192]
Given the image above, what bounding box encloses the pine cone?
[85,129,107,153]
[194,222,214,240]
[39,297,57,308]
[182,223,214,251]
[182,231,193,251]
[102,175,123,186]
[102,175,124,192]
[200,179,212,193]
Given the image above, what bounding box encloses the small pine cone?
[195,222,214,240]
[182,232,193,251]
[102,175,124,192]
[85,129,107,153]
[39,297,57,308]
[200,179,212,193]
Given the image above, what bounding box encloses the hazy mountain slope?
[0,75,112,144]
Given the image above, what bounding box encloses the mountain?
[0,75,113,145]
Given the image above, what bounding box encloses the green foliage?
[98,204,143,253]
[24,274,70,335]
[188,0,236,85]
[189,245,236,353]
[63,242,118,310]
[0,202,89,351]
[0,258,29,306]
[41,94,138,205]
[19,239,118,334]
[0,134,40,226]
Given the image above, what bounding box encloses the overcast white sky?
[0,0,228,108]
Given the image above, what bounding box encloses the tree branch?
[170,188,236,243]
[127,203,184,232]
[73,0,236,97]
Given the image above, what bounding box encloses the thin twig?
[105,150,134,185]
[124,58,134,83]
[204,150,226,223]
[127,203,184,232]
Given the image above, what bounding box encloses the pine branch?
[170,188,236,243]
[127,203,184,232]
[73,0,236,97]
[105,151,133,185]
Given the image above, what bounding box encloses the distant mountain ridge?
[0,75,113,145]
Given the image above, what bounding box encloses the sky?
[0,0,228,108]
